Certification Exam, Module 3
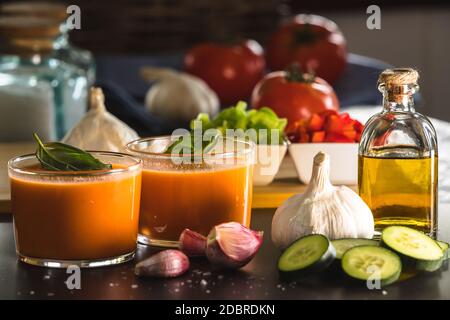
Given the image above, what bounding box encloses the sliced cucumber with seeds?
[381,226,444,272]
[425,240,450,272]
[332,238,380,259]
[278,234,335,278]
[341,245,401,286]
[436,240,449,260]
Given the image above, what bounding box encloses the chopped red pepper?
[308,113,325,131]
[311,131,326,142]
[325,133,354,143]
[287,111,364,143]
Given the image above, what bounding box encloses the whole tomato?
[184,40,265,105]
[266,14,347,84]
[251,65,340,127]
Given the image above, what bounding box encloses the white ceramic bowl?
[288,143,358,185]
[253,143,288,186]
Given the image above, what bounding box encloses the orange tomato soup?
[10,165,141,260]
[139,165,253,242]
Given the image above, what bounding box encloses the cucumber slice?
[381,226,444,272]
[436,240,449,260]
[278,234,335,278]
[341,245,401,286]
[332,238,379,259]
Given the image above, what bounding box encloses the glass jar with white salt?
[0,16,89,141]
[0,1,96,86]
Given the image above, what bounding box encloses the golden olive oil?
[358,155,438,236]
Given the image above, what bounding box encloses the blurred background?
[0,0,449,140]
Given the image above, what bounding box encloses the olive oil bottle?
[358,69,438,236]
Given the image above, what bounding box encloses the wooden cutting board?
[0,143,355,213]
[253,158,356,208]
[0,143,35,214]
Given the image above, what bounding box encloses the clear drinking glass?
[8,152,142,268]
[126,136,255,247]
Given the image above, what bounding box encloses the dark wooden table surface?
[1,209,449,300]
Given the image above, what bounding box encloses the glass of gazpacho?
[8,152,142,268]
[126,136,254,247]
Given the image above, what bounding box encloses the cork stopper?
[0,2,68,22]
[378,68,419,104]
[378,68,419,87]
[0,16,61,38]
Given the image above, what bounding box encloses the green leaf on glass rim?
[164,133,220,156]
[33,133,112,171]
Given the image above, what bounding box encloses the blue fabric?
[95,53,392,135]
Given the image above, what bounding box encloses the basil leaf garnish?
[164,133,220,157]
[34,133,112,171]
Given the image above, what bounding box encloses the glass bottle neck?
[382,92,415,113]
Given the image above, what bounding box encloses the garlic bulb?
[62,87,139,152]
[272,152,374,249]
[141,67,219,122]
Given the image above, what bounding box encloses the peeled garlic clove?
[205,222,263,269]
[134,250,189,278]
[179,229,207,257]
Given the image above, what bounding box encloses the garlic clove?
[179,229,207,257]
[205,222,263,269]
[134,250,190,278]
[62,87,139,152]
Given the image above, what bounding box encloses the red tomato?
[251,67,340,127]
[184,40,265,105]
[266,14,347,84]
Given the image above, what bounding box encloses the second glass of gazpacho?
[126,135,255,247]
[9,148,142,268]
